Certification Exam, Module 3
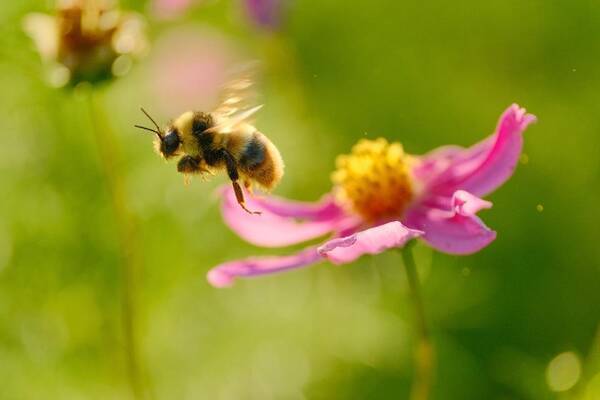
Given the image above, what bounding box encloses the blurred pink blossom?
[152,0,196,19]
[151,0,289,28]
[244,0,288,29]
[207,104,536,287]
[147,26,240,116]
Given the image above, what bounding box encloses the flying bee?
[135,73,284,215]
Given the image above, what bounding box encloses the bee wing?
[207,105,263,134]
[210,63,262,133]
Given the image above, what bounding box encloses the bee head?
[159,129,181,158]
[135,107,180,159]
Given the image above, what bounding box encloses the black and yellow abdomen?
[238,131,284,191]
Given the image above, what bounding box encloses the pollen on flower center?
[332,138,414,222]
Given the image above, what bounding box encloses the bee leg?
[222,150,261,215]
[178,155,214,182]
[232,181,261,215]
[177,155,202,174]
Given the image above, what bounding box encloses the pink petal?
[412,145,465,183]
[452,190,492,216]
[221,187,352,247]
[421,104,536,197]
[404,191,496,255]
[207,247,321,287]
[317,221,424,265]
[253,193,346,220]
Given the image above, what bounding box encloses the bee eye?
[162,131,180,156]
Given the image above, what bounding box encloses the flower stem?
[401,244,435,400]
[86,88,144,400]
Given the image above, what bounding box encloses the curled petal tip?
[317,235,358,256]
[421,103,537,197]
[507,103,537,128]
[523,113,538,126]
[406,206,498,255]
[207,269,234,288]
[318,221,424,265]
[452,190,493,216]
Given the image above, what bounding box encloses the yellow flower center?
[332,138,415,222]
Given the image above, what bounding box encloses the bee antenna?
[139,107,163,138]
[134,124,162,138]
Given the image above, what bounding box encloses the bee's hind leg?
[232,181,261,215]
[222,150,261,215]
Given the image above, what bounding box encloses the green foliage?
[0,0,598,399]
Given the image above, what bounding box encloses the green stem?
[402,244,435,400]
[86,88,144,400]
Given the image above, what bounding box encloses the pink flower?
[150,0,288,28]
[208,104,536,287]
[244,0,288,29]
[147,26,240,116]
[151,0,197,19]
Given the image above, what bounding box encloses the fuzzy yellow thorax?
[332,138,415,222]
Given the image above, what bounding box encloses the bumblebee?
[135,74,284,214]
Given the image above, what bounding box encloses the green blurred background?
[0,0,599,399]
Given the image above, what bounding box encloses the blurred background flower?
[152,0,198,19]
[146,25,240,116]
[244,0,289,30]
[151,0,290,29]
[23,0,148,87]
[23,2,152,397]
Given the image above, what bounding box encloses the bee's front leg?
[177,155,212,174]
[221,150,261,215]
[177,155,201,174]
[177,155,211,185]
